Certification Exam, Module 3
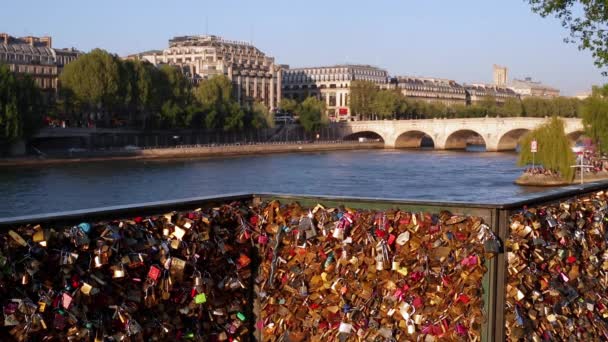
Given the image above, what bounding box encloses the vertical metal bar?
[494,208,509,342]
[482,208,498,342]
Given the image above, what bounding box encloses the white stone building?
[509,77,560,98]
[281,64,388,121]
[135,35,282,110]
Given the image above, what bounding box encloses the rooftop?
[511,77,559,91]
[169,34,254,48]
[284,64,386,71]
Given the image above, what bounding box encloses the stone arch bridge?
[336,117,584,151]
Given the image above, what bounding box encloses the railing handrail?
[4,181,608,225]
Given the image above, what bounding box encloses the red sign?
[531,140,538,153]
[338,108,348,115]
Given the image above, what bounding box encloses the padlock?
[332,226,344,240]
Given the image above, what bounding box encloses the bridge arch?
[342,130,385,143]
[394,130,435,148]
[444,129,486,150]
[497,128,530,151]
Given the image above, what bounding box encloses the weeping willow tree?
[518,117,575,181]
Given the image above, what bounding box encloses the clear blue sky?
[3,0,605,95]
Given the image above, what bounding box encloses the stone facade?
[464,84,519,105]
[387,76,467,106]
[135,35,281,110]
[509,77,560,98]
[493,65,508,87]
[0,33,81,93]
[281,64,388,121]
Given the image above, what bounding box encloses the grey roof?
[0,43,54,56]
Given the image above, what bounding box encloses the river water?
[0,149,554,218]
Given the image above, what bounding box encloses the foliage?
[278,98,298,114]
[154,65,192,129]
[194,75,243,131]
[527,0,608,72]
[249,102,274,129]
[518,117,575,181]
[350,80,378,120]
[298,97,327,132]
[479,95,497,114]
[373,90,401,119]
[0,64,43,144]
[59,49,121,124]
[581,86,608,152]
[497,98,523,117]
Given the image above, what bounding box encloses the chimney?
[0,33,8,45]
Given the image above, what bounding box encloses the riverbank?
[0,141,384,167]
[515,171,608,186]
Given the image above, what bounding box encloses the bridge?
[336,117,584,151]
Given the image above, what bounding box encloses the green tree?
[581,86,608,152]
[249,101,274,129]
[350,80,378,120]
[298,97,327,132]
[373,90,401,119]
[279,98,299,114]
[479,95,497,115]
[0,64,43,145]
[518,117,575,181]
[194,75,244,131]
[154,65,193,129]
[527,0,608,72]
[59,49,121,126]
[498,98,523,117]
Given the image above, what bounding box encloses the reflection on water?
[0,149,551,217]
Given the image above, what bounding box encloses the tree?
[498,98,523,117]
[527,0,608,72]
[518,117,575,181]
[154,65,193,129]
[298,97,326,132]
[581,86,608,152]
[373,90,401,119]
[279,98,298,115]
[194,75,242,130]
[350,80,378,120]
[0,64,43,146]
[59,49,121,126]
[479,95,497,115]
[249,101,274,129]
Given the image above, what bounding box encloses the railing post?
[481,207,507,342]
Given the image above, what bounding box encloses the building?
[464,84,519,105]
[136,35,281,110]
[281,64,388,121]
[493,65,508,87]
[0,33,81,94]
[388,76,467,106]
[509,77,560,98]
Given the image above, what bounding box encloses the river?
[0,149,551,218]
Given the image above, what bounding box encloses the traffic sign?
[531,140,538,153]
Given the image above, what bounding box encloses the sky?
[3,0,605,95]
